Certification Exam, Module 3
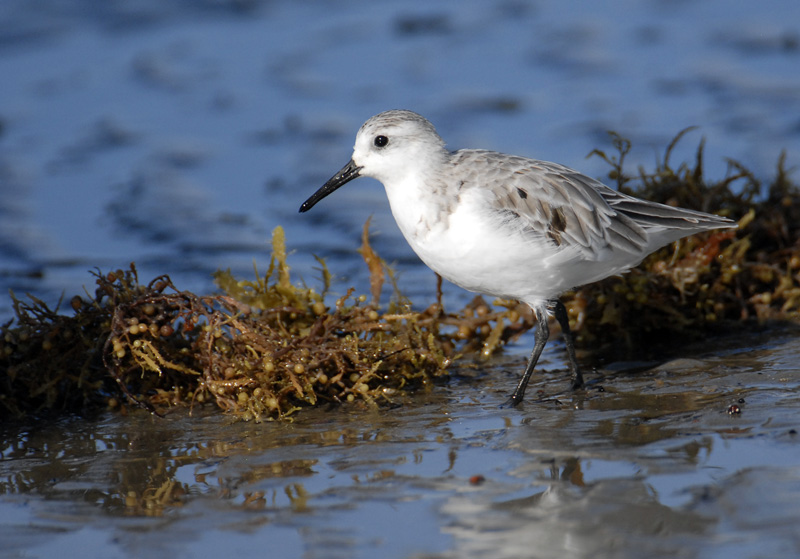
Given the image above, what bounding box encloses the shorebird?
[300,110,736,405]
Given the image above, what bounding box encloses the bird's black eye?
[374,135,389,148]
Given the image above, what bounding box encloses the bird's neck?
[382,163,453,245]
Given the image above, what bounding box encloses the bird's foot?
[499,394,523,408]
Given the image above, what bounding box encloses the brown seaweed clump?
[2,130,800,420]
[563,130,799,358]
[0,223,528,421]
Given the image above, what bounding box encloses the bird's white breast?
[384,179,571,304]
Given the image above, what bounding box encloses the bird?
[299,110,737,406]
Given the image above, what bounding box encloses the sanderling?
[299,110,737,406]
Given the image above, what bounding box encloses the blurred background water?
[0,0,798,319]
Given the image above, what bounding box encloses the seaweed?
[0,223,527,420]
[566,130,798,358]
[1,130,798,420]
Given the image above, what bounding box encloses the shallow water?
[1,2,800,557]
[1,329,799,559]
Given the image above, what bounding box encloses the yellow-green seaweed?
[1,130,799,420]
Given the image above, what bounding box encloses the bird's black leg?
[503,305,550,407]
[553,300,584,390]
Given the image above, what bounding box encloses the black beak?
[299,159,363,213]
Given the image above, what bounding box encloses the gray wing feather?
[454,152,647,257]
[452,150,734,259]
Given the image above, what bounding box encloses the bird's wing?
[454,151,649,258]
[597,186,736,231]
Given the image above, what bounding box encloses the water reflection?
[0,360,749,520]
[441,477,715,559]
[0,333,799,557]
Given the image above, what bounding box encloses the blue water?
[0,0,798,318]
[1,331,799,559]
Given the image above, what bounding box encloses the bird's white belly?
[393,195,569,303]
[384,178,651,305]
